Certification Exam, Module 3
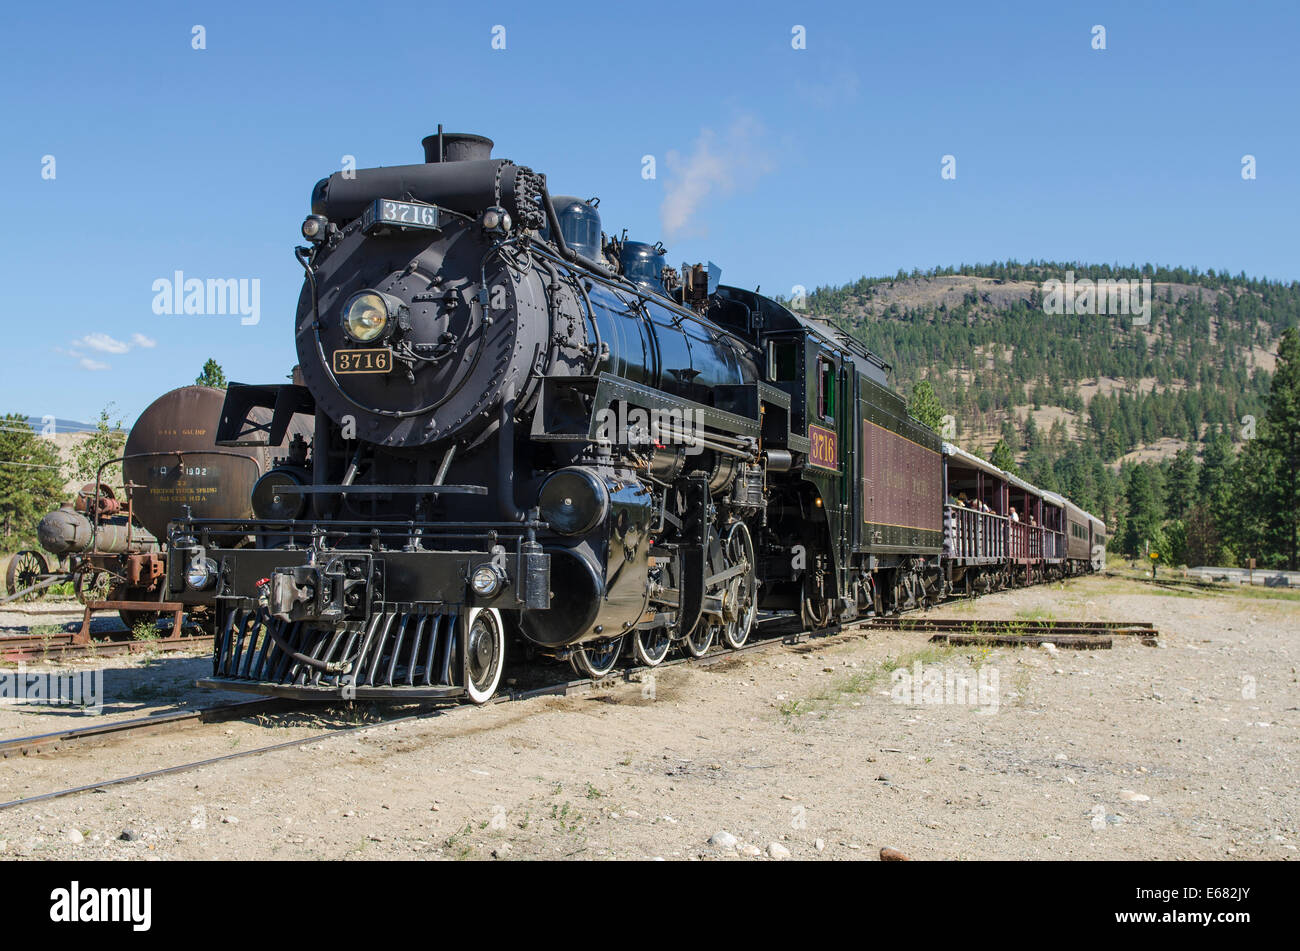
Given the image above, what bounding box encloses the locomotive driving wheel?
[680,616,716,658]
[634,554,674,666]
[718,521,757,649]
[5,550,49,601]
[570,635,625,678]
[633,625,672,667]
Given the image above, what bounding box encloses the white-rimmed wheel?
[719,521,757,649]
[570,635,624,678]
[680,618,715,658]
[632,625,672,667]
[463,607,505,704]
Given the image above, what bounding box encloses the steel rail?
[0,634,214,662]
[0,698,289,758]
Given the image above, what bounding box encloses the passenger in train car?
[1010,506,1020,522]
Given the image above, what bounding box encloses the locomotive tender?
[168,130,1105,703]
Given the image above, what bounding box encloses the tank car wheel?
[73,568,113,605]
[632,625,672,667]
[719,522,757,649]
[463,607,505,704]
[570,635,625,678]
[5,550,49,601]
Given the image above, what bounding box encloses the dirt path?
[0,575,1295,860]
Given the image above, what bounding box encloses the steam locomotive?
[168,130,1105,703]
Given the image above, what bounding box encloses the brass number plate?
[333,348,392,374]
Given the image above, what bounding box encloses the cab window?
[817,356,836,421]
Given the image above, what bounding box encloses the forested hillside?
[794,263,1300,568]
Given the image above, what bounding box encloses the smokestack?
[421,128,494,163]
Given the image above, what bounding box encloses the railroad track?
[0,632,213,662]
[0,698,291,758]
[0,605,1159,811]
[0,615,820,812]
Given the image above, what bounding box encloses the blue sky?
[2,0,1297,424]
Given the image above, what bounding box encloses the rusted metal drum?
[121,385,290,538]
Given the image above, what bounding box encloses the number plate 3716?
[333,349,392,374]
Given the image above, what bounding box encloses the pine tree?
[1121,464,1166,557]
[907,380,945,432]
[1237,327,1300,568]
[1165,447,1199,522]
[990,438,1016,472]
[1183,504,1224,566]
[0,415,64,548]
[1198,432,1235,523]
[196,359,227,389]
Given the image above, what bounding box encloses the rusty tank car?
[25,384,311,631]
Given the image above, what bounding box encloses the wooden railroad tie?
[868,617,1160,649]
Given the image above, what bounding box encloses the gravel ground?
[0,574,1295,861]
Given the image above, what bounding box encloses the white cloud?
[660,115,776,239]
[77,332,130,354]
[61,330,157,371]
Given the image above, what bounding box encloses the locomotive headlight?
[481,206,511,234]
[186,557,217,591]
[301,214,329,243]
[471,564,506,598]
[342,291,391,342]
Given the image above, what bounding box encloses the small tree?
[67,405,127,488]
[908,380,945,432]
[196,359,227,389]
[989,438,1016,473]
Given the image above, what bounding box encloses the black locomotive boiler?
[168,130,1103,703]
